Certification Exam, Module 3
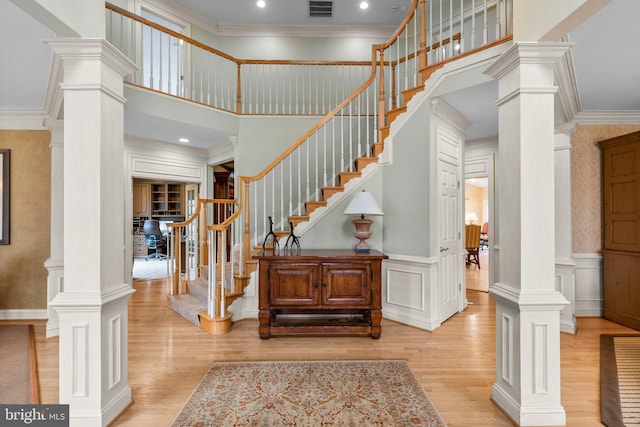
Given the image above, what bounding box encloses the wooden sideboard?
[253,249,388,339]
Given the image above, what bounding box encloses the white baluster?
[220,230,226,316]
[495,0,501,40]
[471,0,476,49]
[483,0,488,45]
[279,163,283,230]
[208,229,214,317]
[460,0,465,54]
[413,13,418,87]
[449,0,454,58]
[289,155,293,218]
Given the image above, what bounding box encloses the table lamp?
[465,212,478,225]
[343,190,383,252]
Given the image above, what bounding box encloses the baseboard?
[0,309,47,320]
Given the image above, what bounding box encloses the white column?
[46,38,137,427]
[485,42,571,426]
[44,119,64,338]
[555,124,577,334]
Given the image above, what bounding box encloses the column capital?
[45,118,64,149]
[44,38,138,78]
[484,42,574,81]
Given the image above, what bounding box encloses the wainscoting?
[381,255,440,331]
[574,253,603,317]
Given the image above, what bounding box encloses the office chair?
[480,222,489,249]
[143,219,167,261]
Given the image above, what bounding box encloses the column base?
[490,282,569,427]
[44,257,64,338]
[492,384,567,426]
[199,311,233,335]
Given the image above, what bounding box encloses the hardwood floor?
[466,248,489,292]
[22,278,636,426]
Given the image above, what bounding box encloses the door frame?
[464,152,496,294]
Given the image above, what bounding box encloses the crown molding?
[554,37,581,125]
[431,97,472,132]
[215,22,397,38]
[150,0,395,38]
[0,109,48,130]
[43,54,64,120]
[574,110,640,125]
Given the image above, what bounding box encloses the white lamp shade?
[343,191,384,216]
[465,212,478,223]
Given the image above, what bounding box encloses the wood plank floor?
[20,278,636,427]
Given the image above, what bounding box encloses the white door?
[437,128,462,322]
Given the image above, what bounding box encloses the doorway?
[465,177,489,292]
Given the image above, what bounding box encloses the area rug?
[601,334,640,427]
[0,324,39,404]
[172,360,447,426]
[132,258,168,280]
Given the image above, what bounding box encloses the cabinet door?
[322,262,371,306]
[269,263,320,306]
[132,183,150,217]
[602,142,640,252]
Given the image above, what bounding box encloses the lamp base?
[352,217,373,253]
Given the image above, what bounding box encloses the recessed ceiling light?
[178,138,189,143]
[360,1,369,9]
[257,0,266,8]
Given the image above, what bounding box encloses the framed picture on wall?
[0,149,9,245]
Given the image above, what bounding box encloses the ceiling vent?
[309,0,333,17]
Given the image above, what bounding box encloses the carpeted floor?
[172,359,447,426]
[601,334,640,427]
[132,258,168,280]
[0,324,39,404]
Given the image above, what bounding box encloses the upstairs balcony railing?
[106,1,511,118]
[106,3,371,116]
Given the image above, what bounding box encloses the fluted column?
[485,42,572,426]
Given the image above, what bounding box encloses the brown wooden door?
[268,262,320,306]
[321,262,371,307]
[599,131,640,330]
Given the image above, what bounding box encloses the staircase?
[107,0,514,335]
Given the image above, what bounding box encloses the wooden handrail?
[239,44,380,184]
[378,0,419,51]
[106,3,238,63]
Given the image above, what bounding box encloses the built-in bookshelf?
[151,183,184,217]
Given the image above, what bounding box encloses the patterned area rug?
[172,360,447,426]
[601,334,640,427]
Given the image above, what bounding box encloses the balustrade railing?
[166,197,239,324]
[106,3,370,116]
[240,0,512,254]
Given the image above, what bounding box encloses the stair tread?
[170,294,206,326]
